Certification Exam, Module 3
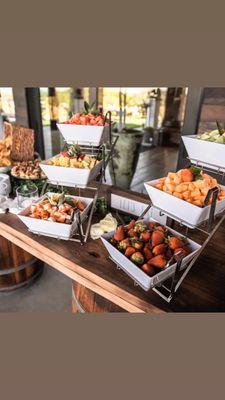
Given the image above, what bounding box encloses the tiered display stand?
[106,151,225,303]
[144,153,225,302]
[39,111,118,244]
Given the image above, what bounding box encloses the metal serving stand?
[148,159,225,302]
[39,111,118,244]
[108,158,225,303]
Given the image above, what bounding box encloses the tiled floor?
[0,145,178,312]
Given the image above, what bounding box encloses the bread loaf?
[3,122,34,161]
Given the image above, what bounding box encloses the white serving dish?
[18,193,93,240]
[144,180,225,228]
[57,123,109,146]
[101,218,201,291]
[40,155,103,187]
[182,135,225,171]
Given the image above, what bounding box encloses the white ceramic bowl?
[101,218,201,291]
[144,180,225,228]
[182,135,225,171]
[57,123,109,146]
[18,193,93,240]
[40,155,103,187]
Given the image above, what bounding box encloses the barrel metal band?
[72,287,86,313]
[0,257,37,276]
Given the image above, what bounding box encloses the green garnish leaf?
[190,166,203,181]
[84,101,90,114]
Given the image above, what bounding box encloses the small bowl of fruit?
[57,102,111,146]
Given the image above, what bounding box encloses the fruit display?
[64,102,108,126]
[197,121,225,144]
[0,136,12,167]
[28,193,86,223]
[11,160,46,179]
[47,145,100,170]
[155,167,225,207]
[110,219,191,277]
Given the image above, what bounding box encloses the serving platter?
[57,123,110,146]
[40,156,103,187]
[101,217,201,291]
[182,135,225,171]
[18,193,93,240]
[144,180,225,228]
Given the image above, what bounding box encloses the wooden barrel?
[72,282,125,313]
[0,235,44,292]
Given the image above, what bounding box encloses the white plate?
[101,218,201,291]
[182,135,225,171]
[57,123,109,146]
[18,193,93,240]
[40,155,103,187]
[144,180,225,228]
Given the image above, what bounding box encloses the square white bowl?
[101,218,201,291]
[18,193,93,240]
[40,155,103,187]
[144,180,225,228]
[182,135,225,171]
[57,123,109,146]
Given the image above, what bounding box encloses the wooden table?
[0,185,225,313]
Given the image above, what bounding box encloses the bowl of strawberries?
[101,218,200,291]
[57,102,111,146]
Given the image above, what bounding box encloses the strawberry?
[131,239,143,251]
[168,237,183,250]
[144,242,152,250]
[151,230,165,246]
[143,247,153,261]
[130,252,144,265]
[60,151,69,157]
[140,231,151,242]
[127,228,138,238]
[114,226,125,241]
[118,238,131,251]
[152,244,166,256]
[148,255,166,269]
[125,246,136,258]
[148,221,160,230]
[141,263,155,277]
[154,225,165,232]
[125,219,136,231]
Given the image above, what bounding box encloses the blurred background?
[1,87,225,193]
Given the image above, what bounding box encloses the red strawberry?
[151,230,165,246]
[60,151,69,157]
[152,244,166,256]
[148,255,166,269]
[127,228,138,238]
[125,247,136,258]
[143,247,153,261]
[125,219,136,231]
[114,226,125,241]
[169,237,183,250]
[140,231,151,242]
[141,263,155,277]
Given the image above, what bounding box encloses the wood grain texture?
[0,184,224,312]
[72,282,125,313]
[0,235,43,291]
